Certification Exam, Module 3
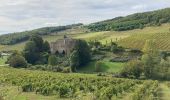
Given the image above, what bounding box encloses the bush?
[111,45,125,53]
[152,61,170,80]
[48,55,58,65]
[95,61,103,72]
[120,60,143,78]
[59,84,72,97]
[8,55,27,68]
[62,67,71,73]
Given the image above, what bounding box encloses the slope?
[0,24,170,51]
[88,8,170,31]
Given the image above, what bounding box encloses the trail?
[0,64,9,67]
[157,82,170,100]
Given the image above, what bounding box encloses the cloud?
[0,0,170,34]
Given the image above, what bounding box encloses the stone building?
[50,36,77,55]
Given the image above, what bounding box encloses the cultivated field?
[1,67,169,100]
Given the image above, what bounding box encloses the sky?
[0,0,170,34]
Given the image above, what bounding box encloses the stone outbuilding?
[50,36,77,55]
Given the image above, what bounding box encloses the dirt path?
[0,64,9,67]
[157,82,170,100]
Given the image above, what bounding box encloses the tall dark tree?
[43,41,50,52]
[30,34,44,52]
[23,41,39,64]
[70,40,91,71]
[23,35,51,64]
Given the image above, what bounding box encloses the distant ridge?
[87,8,170,31]
[1,8,170,45]
[0,23,83,45]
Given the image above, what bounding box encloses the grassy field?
[0,56,7,65]
[0,24,170,51]
[77,61,124,73]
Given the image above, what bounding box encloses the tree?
[30,34,44,52]
[142,40,161,78]
[23,35,50,64]
[70,50,79,72]
[70,40,91,71]
[23,41,39,64]
[120,60,143,78]
[8,55,27,68]
[48,55,58,66]
[43,41,50,52]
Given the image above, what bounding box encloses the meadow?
[77,61,124,73]
[0,56,7,65]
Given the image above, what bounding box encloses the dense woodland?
[88,8,170,31]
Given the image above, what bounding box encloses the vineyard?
[0,67,165,100]
[118,32,170,51]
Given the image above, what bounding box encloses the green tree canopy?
[43,41,50,52]
[70,40,91,71]
[23,41,39,64]
[142,40,161,78]
[30,34,44,52]
[48,55,58,66]
[8,55,27,68]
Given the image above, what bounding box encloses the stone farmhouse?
[50,36,77,55]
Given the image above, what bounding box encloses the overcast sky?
[0,0,170,34]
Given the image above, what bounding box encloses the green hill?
[0,23,85,45]
[87,8,170,31]
[1,8,170,46]
[1,8,170,51]
[1,24,170,51]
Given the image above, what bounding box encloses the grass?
[0,85,58,100]
[0,56,7,65]
[157,82,170,100]
[77,61,124,73]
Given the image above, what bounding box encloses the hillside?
[0,24,170,51]
[1,8,170,51]
[1,8,170,46]
[88,8,170,31]
[0,23,86,45]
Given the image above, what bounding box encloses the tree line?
[88,8,170,31]
[0,23,83,45]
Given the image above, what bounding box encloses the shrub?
[62,67,71,73]
[120,60,143,78]
[111,45,125,53]
[8,55,27,68]
[95,61,103,72]
[48,55,58,66]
